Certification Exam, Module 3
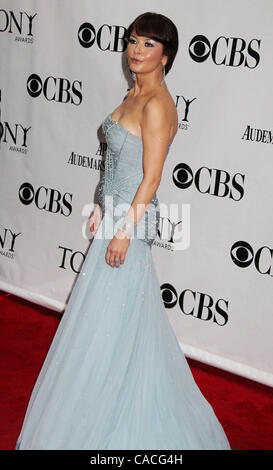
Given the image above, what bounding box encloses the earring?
[160,65,166,86]
[131,70,136,81]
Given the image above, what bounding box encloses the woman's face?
[127,30,167,76]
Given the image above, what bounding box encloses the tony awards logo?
[175,95,197,131]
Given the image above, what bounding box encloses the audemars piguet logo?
[67,142,107,170]
[241,125,273,144]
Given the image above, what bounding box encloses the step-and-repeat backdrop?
[1,0,272,387]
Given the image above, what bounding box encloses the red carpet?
[0,290,272,450]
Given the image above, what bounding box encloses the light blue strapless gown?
[15,114,231,450]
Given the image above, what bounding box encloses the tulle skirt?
[15,211,231,450]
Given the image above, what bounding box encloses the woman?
[15,12,231,450]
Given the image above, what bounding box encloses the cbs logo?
[27,74,82,105]
[231,241,273,276]
[161,283,229,326]
[78,22,127,52]
[173,163,245,201]
[18,182,73,217]
[189,34,261,68]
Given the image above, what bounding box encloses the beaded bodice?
[98,114,168,246]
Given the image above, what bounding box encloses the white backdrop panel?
[0,0,272,387]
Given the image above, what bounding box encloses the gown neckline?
[108,113,172,149]
[109,114,142,140]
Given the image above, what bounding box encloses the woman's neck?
[132,70,165,96]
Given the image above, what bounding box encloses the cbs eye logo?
[161,283,178,309]
[27,74,42,97]
[78,23,96,48]
[189,35,211,63]
[18,183,34,205]
[172,163,245,201]
[173,163,193,189]
[160,283,229,326]
[189,34,261,69]
[230,241,273,276]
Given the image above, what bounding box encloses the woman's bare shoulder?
[142,91,178,131]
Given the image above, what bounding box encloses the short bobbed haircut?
[126,12,179,75]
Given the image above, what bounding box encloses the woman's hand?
[105,230,131,268]
[89,204,102,236]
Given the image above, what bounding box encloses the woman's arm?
[117,98,171,234]
[105,99,172,267]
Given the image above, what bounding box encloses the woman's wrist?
[115,228,131,240]
[118,214,136,238]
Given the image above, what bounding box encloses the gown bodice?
[98,114,170,246]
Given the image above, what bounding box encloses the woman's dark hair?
[126,12,179,75]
